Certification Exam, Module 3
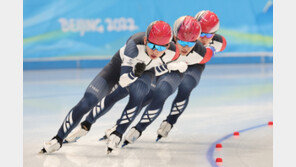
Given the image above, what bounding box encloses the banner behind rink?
[23,0,273,69]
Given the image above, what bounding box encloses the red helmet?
[195,10,220,33]
[173,16,201,42]
[146,20,172,45]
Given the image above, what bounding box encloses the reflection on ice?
[24,64,273,167]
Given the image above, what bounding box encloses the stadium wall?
[23,0,273,70]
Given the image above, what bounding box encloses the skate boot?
[64,122,90,143]
[122,127,142,147]
[106,131,122,154]
[156,121,172,142]
[39,136,63,154]
[99,125,117,141]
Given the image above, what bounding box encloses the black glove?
[134,62,146,77]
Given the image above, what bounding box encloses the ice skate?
[106,131,122,154]
[122,127,142,147]
[39,136,63,154]
[156,121,172,142]
[100,125,117,142]
[64,125,88,143]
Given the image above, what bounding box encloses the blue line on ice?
[206,123,268,167]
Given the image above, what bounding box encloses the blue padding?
[264,56,273,63]
[23,60,78,70]
[23,56,273,70]
[79,59,110,69]
[208,56,273,64]
[208,56,262,64]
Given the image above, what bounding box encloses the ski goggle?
[147,42,168,51]
[200,32,215,38]
[177,40,196,47]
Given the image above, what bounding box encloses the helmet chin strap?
[143,37,150,57]
[144,47,149,57]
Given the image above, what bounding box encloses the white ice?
[23,64,273,167]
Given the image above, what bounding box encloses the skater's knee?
[180,77,197,93]
[129,91,147,103]
[86,76,110,99]
[154,82,173,101]
[77,93,99,112]
[129,81,150,100]
[84,92,99,103]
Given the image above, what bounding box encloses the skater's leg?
[57,76,111,140]
[41,75,113,153]
[153,65,205,141]
[141,76,157,107]
[55,52,122,141]
[96,75,155,142]
[84,86,129,127]
[40,53,122,154]
[123,72,182,146]
[166,64,205,125]
[134,72,182,132]
[141,89,153,108]
[106,72,153,151]
[114,72,153,135]
[64,86,129,143]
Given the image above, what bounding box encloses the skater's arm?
[154,61,187,76]
[209,34,227,52]
[154,43,186,76]
[199,46,216,64]
[119,40,141,87]
[119,66,137,88]
[187,41,216,64]
[154,64,169,76]
[198,34,227,64]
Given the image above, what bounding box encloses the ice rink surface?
[23,64,273,167]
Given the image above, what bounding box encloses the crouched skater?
[40,20,188,154]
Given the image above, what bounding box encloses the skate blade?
[64,136,81,144]
[38,148,47,154]
[63,140,69,144]
[156,135,162,142]
[106,147,113,154]
[121,140,129,148]
[99,135,107,141]
[63,139,77,144]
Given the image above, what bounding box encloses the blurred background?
[23,0,273,70]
